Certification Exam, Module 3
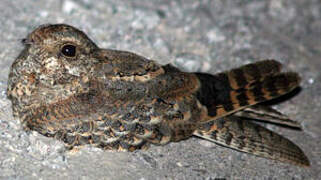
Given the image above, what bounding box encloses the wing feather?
[193,116,309,166]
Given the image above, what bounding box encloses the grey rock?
[0,0,320,179]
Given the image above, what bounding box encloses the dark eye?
[61,44,76,57]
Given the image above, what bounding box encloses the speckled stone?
[0,0,320,179]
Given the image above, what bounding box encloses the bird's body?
[7,24,309,166]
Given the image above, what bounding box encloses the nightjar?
[7,24,309,166]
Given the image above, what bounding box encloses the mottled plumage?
[7,24,309,166]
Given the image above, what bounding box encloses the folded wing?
[193,116,309,166]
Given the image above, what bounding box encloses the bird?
[7,24,309,166]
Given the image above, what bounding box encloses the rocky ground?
[0,0,320,179]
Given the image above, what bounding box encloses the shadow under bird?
[7,24,309,166]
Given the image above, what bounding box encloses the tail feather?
[234,105,301,128]
[224,60,282,90]
[195,61,301,119]
[193,116,310,166]
[230,72,301,109]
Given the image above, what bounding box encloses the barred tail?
[224,59,283,90]
[228,72,301,110]
[195,60,301,119]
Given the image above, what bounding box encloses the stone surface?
[0,0,320,179]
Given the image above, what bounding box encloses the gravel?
[0,0,320,179]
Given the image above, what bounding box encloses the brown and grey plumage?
[7,24,309,166]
